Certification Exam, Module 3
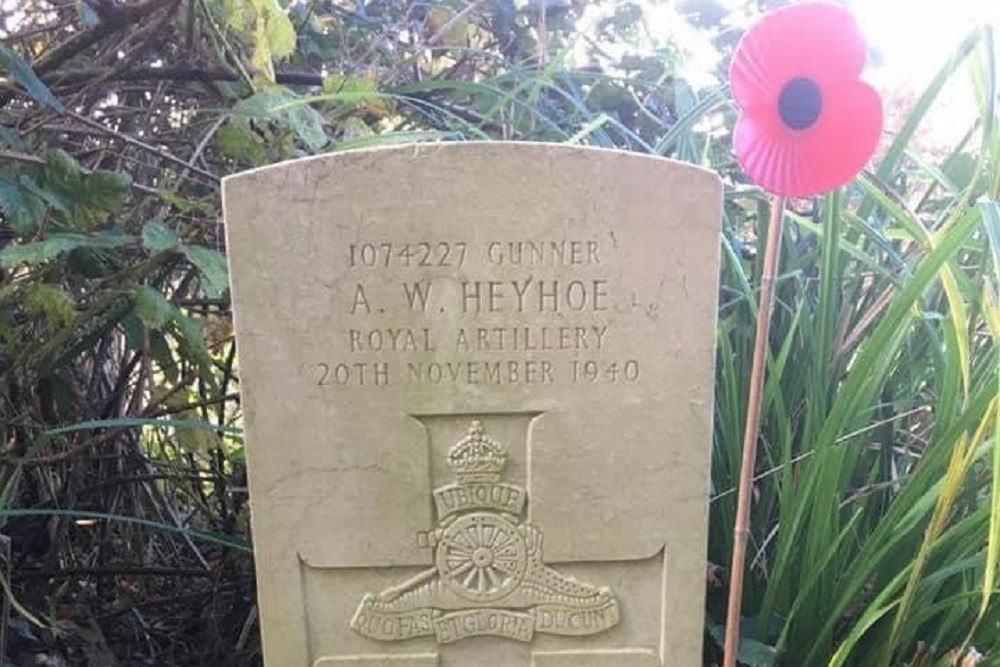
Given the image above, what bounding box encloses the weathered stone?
[222,142,722,667]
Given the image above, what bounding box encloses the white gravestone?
[222,142,722,667]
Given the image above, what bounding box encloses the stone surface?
[222,142,722,667]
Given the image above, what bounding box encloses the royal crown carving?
[447,420,507,483]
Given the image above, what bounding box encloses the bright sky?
[853,0,1000,144]
[630,0,1000,146]
[582,1,999,83]
[855,0,1000,88]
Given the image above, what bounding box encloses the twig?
[723,195,786,667]
[159,114,226,207]
[0,149,44,165]
[46,66,512,133]
[32,0,181,76]
[139,470,212,570]
[5,429,119,466]
[64,111,219,182]
[49,66,325,87]
[85,5,177,92]
[5,19,74,43]
[537,0,549,67]
[195,0,254,90]
[0,564,46,630]
[17,566,215,579]
[82,472,223,495]
[235,605,258,652]
[150,392,240,418]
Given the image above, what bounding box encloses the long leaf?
[0,509,250,552]
[0,41,64,113]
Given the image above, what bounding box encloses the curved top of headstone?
[221,140,721,190]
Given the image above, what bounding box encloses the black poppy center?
[778,77,823,130]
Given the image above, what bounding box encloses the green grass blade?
[0,509,251,552]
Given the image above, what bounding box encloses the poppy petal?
[734,112,814,197]
[734,81,882,197]
[731,2,868,109]
[804,80,883,194]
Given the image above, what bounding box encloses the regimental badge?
[350,420,620,644]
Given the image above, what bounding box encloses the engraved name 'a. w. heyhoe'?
[350,420,620,645]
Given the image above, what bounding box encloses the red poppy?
[730,2,883,197]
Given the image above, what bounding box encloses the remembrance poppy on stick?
[730,1,883,197]
[722,5,884,667]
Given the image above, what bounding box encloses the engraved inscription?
[433,482,526,518]
[310,235,660,388]
[349,328,436,353]
[453,326,609,352]
[347,240,604,269]
[315,362,389,387]
[460,279,609,313]
[316,359,641,387]
[350,421,620,644]
[349,242,468,268]
[485,240,601,266]
[405,360,555,386]
[435,609,534,644]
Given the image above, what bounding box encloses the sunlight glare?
[855,0,1000,145]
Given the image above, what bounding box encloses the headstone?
[222,142,721,667]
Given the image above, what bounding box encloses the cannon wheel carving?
[435,512,527,602]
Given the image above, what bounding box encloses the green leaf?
[263,0,296,60]
[285,103,327,150]
[322,74,378,96]
[155,188,215,216]
[176,425,222,455]
[34,152,131,227]
[141,219,180,252]
[20,283,77,326]
[84,170,132,214]
[45,416,242,438]
[982,201,1000,279]
[215,121,267,164]
[249,13,273,77]
[707,622,777,667]
[173,311,207,350]
[21,172,71,217]
[120,312,144,350]
[235,88,328,150]
[183,244,229,298]
[0,42,65,113]
[0,123,24,150]
[0,176,43,235]
[0,232,132,268]
[149,328,178,383]
[68,169,131,228]
[132,286,177,330]
[75,0,99,27]
[44,148,81,183]
[233,88,284,118]
[172,311,215,384]
[221,0,247,32]
[0,509,249,552]
[979,200,1000,629]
